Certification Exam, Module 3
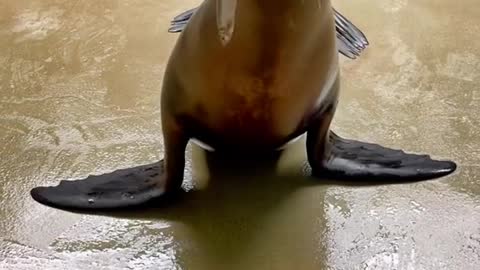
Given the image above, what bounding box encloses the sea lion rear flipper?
[167,5,369,59]
[333,8,369,59]
[171,7,198,24]
[168,7,198,33]
[311,132,457,181]
[30,161,174,210]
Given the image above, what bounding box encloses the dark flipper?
[167,6,369,59]
[314,132,457,181]
[30,161,170,210]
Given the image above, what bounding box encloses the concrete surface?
[0,0,479,269]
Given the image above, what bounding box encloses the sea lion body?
[30,0,456,210]
[164,0,338,152]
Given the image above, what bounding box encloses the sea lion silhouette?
[31,0,456,210]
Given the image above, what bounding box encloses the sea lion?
[30,0,456,210]
[167,4,369,59]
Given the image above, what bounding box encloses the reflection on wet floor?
[0,0,479,269]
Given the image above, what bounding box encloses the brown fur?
[162,0,339,152]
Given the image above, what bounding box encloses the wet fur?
[163,0,338,152]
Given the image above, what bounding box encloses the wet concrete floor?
[0,0,479,269]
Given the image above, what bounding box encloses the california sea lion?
[30,0,456,210]
[167,4,369,59]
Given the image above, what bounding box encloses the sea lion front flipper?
[30,161,173,210]
[167,5,369,59]
[309,132,457,181]
[31,112,190,210]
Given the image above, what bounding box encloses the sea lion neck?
[239,0,331,30]
[254,0,324,11]
[215,0,326,18]
[236,0,326,20]
[214,0,330,35]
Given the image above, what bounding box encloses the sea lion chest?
[166,0,339,151]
